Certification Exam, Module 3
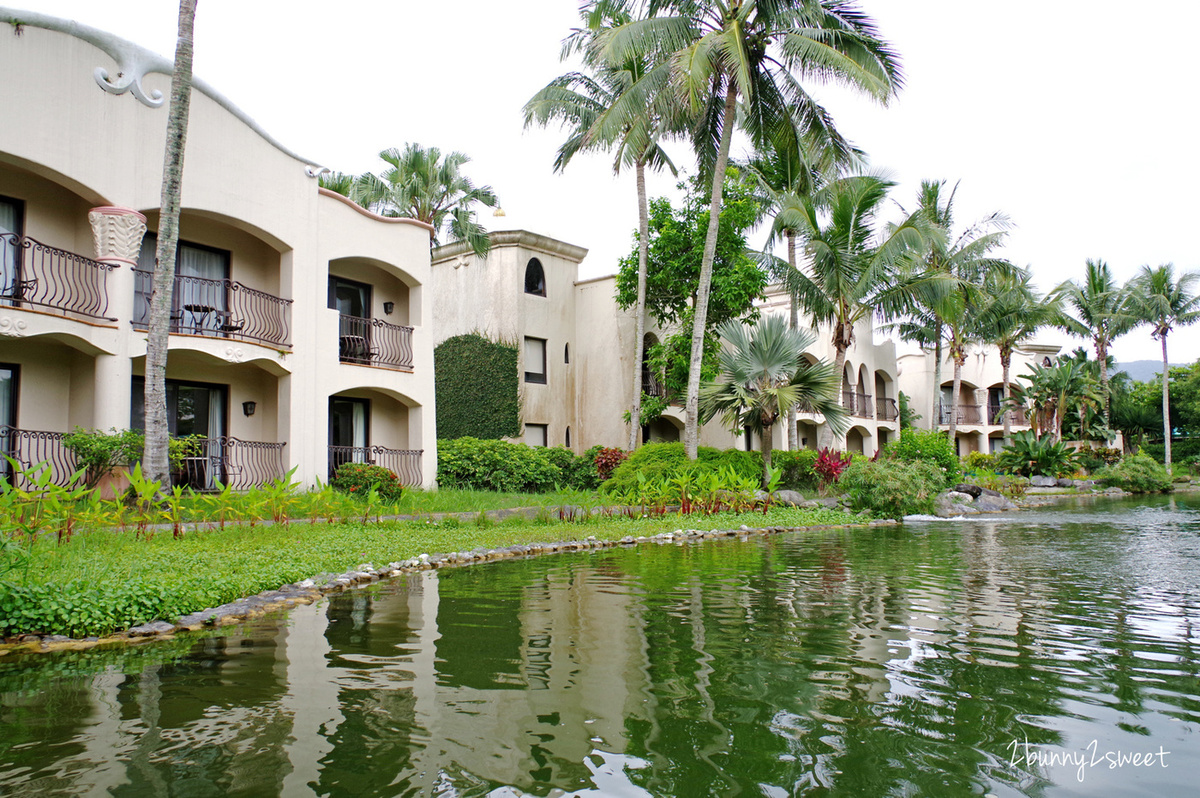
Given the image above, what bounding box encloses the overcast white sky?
[18,1,1200,365]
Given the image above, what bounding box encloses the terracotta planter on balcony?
[94,465,131,500]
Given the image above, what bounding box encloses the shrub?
[697,447,763,484]
[1141,438,1200,464]
[886,429,959,486]
[593,446,628,482]
[62,427,204,487]
[773,449,819,491]
[1074,447,1122,473]
[330,463,405,502]
[601,443,763,497]
[436,437,560,493]
[966,468,1029,499]
[994,431,1078,478]
[1095,454,1172,493]
[839,458,946,519]
[814,447,852,486]
[962,451,997,473]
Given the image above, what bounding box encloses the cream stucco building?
[0,11,437,489]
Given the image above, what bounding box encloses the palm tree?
[700,315,847,487]
[1012,359,1102,443]
[351,144,498,257]
[1054,259,1138,428]
[596,0,902,458]
[744,138,848,451]
[525,6,677,450]
[776,173,936,448]
[144,0,197,486]
[975,267,1061,446]
[1129,264,1200,472]
[316,170,356,196]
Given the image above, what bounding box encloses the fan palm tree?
[595,0,902,458]
[1054,259,1138,427]
[744,137,849,451]
[1129,264,1200,472]
[524,6,677,450]
[776,173,937,448]
[144,0,197,485]
[351,144,498,258]
[975,267,1061,446]
[700,315,847,487]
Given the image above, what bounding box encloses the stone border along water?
[0,510,900,657]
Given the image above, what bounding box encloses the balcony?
[337,314,414,370]
[133,269,293,347]
[939,403,984,425]
[174,437,287,491]
[988,404,1028,426]
[328,444,423,485]
[0,233,117,321]
[0,426,78,488]
[842,391,874,419]
[877,397,899,422]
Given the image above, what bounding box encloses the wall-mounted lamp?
[383,301,395,315]
[1042,357,1052,367]
[242,401,257,417]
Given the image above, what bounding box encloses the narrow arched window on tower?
[524,258,546,296]
[565,426,571,448]
[564,343,570,363]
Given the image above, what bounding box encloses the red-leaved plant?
[594,447,629,481]
[814,447,853,486]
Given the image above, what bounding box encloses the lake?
[2,495,1198,796]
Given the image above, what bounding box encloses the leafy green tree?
[699,316,847,487]
[596,0,902,458]
[1012,358,1103,442]
[525,4,678,448]
[1054,259,1138,426]
[1129,264,1200,471]
[351,143,498,257]
[615,173,767,399]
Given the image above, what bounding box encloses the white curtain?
[0,199,19,298]
[352,402,367,462]
[178,245,228,333]
[205,388,225,489]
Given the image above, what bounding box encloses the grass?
[1,505,860,640]
[390,486,598,514]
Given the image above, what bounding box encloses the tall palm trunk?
[1000,347,1013,446]
[1097,338,1111,426]
[760,411,775,489]
[822,338,849,450]
[931,325,943,431]
[786,230,798,452]
[628,158,650,450]
[1161,332,1172,474]
[684,85,738,459]
[948,340,964,447]
[145,0,197,485]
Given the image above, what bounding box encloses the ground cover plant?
[0,502,860,639]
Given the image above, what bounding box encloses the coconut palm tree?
[776,173,937,448]
[1054,259,1138,427]
[744,137,849,451]
[595,0,902,458]
[525,6,677,450]
[144,0,197,485]
[1012,359,1102,443]
[351,144,498,258]
[700,315,847,487]
[975,267,1061,446]
[1129,264,1200,472]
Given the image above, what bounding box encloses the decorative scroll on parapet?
[88,207,147,264]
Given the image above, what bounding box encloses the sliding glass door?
[132,377,228,488]
[328,397,369,477]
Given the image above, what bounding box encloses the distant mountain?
[1115,360,1181,383]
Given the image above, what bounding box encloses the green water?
[2,496,1199,797]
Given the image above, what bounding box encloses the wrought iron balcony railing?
[842,391,874,419]
[133,269,293,347]
[328,444,423,486]
[988,404,1029,426]
[877,397,899,422]
[0,233,117,321]
[939,403,984,425]
[337,314,414,370]
[0,426,79,488]
[174,437,287,491]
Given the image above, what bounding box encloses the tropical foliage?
[994,430,1078,478]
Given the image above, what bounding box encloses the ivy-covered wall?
[434,333,521,440]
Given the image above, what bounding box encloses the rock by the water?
[773,489,806,507]
[1030,475,1058,487]
[935,494,979,517]
[952,483,983,498]
[975,494,1017,512]
[128,621,175,636]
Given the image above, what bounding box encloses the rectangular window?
[0,195,25,305]
[131,376,228,489]
[524,423,548,448]
[134,234,231,333]
[524,336,547,384]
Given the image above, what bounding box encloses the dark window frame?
[524,336,547,384]
[0,362,19,429]
[524,258,546,297]
[0,194,25,236]
[328,396,371,446]
[130,375,229,437]
[328,275,374,318]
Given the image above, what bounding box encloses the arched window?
[565,426,571,448]
[524,258,546,296]
[564,343,570,363]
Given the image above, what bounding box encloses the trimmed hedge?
[434,334,521,440]
[1141,439,1200,464]
[600,443,763,496]
[436,438,604,492]
[840,458,946,519]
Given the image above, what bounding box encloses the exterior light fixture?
[1042,357,1052,367]
[242,401,256,417]
[383,301,395,315]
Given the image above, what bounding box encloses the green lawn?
[1,505,859,640]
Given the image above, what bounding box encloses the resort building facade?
[0,13,437,489]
